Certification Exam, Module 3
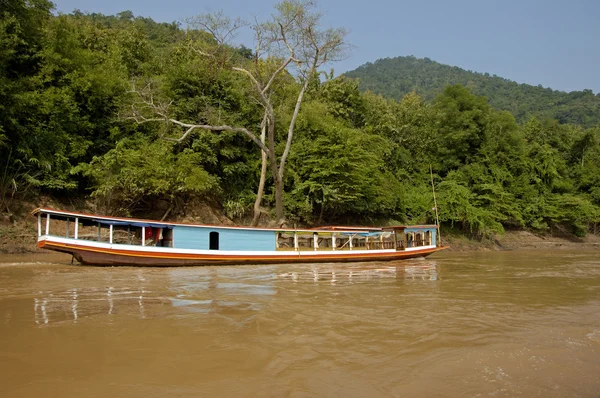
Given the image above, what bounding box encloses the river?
[0,250,599,397]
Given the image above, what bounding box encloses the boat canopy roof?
[317,225,439,231]
[90,219,173,229]
[32,208,436,234]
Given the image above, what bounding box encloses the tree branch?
[262,56,295,94]
[166,119,271,156]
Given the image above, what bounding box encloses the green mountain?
[344,56,600,127]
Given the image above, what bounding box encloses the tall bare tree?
[129,0,347,225]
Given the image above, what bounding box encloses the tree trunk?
[252,117,269,226]
[273,173,284,225]
[265,108,284,224]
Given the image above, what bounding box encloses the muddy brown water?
[0,251,599,397]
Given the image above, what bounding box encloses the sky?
[51,0,600,94]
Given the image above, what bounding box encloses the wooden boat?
[32,208,448,266]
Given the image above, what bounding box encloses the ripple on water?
[588,330,600,344]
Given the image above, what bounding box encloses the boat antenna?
[430,164,442,246]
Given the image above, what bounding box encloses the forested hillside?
[1,1,599,239]
[344,56,600,127]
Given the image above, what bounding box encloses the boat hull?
[39,239,448,267]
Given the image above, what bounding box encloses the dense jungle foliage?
[1,1,599,238]
[345,56,600,127]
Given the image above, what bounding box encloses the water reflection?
[277,261,438,283]
[33,286,158,325]
[398,261,438,281]
[31,266,279,326]
[33,297,48,325]
[30,260,439,327]
[165,267,277,327]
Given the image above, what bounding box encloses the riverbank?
[443,229,600,252]
[1,206,599,254]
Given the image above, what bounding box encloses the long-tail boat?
[32,208,448,266]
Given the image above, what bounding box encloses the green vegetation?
[1,1,599,239]
[345,56,600,127]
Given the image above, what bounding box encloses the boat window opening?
[133,226,143,245]
[397,237,406,250]
[276,233,295,250]
[161,228,173,247]
[361,233,395,250]
[331,235,352,250]
[425,231,432,245]
[394,229,405,250]
[140,227,163,246]
[295,234,313,251]
[74,223,94,241]
[209,231,219,250]
[383,233,395,249]
[97,223,109,243]
[353,237,366,249]
[143,227,152,246]
[109,226,140,245]
[415,232,423,247]
[317,235,333,250]
[154,228,162,246]
[368,236,376,250]
[336,237,350,250]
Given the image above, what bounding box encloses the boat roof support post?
[75,218,79,240]
[142,226,145,246]
[332,233,336,251]
[37,214,41,237]
[313,233,318,251]
[294,232,298,251]
[109,224,113,244]
[45,213,50,236]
